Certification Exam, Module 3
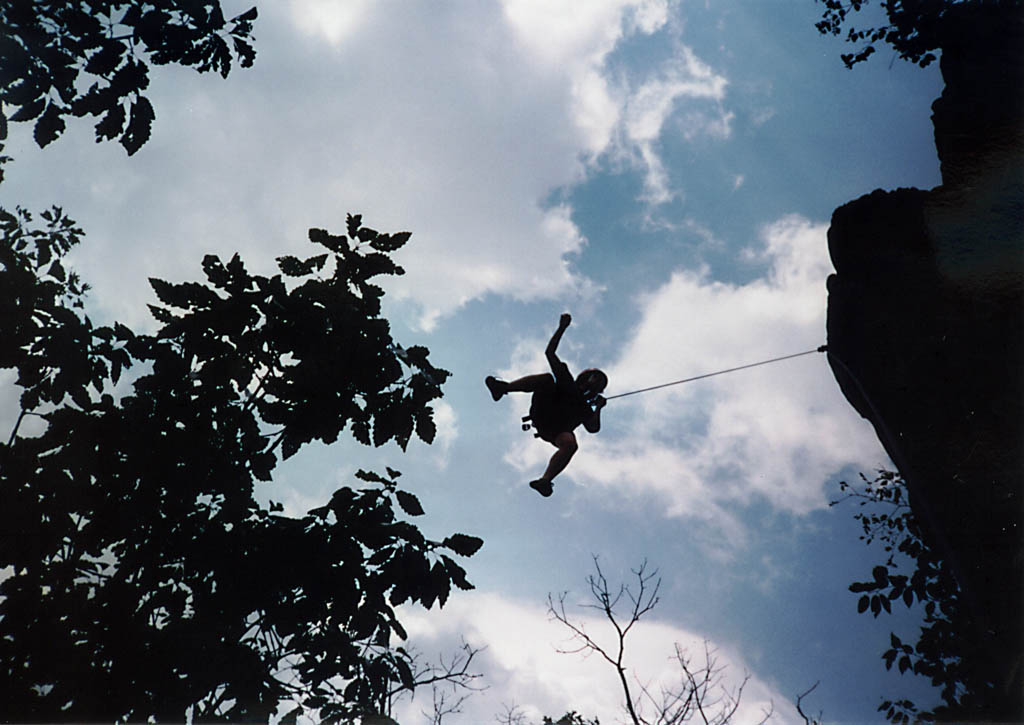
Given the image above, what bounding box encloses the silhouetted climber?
[485,313,607,497]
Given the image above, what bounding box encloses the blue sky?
[2,0,950,722]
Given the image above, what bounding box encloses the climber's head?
[576,368,608,400]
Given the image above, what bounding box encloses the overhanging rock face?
[824,5,1023,718]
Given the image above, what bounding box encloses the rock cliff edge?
[824,5,1023,717]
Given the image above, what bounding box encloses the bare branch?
[550,559,773,725]
[550,558,673,725]
[424,685,471,725]
[384,639,486,724]
[6,409,26,447]
[795,682,823,725]
[548,591,620,668]
[494,703,530,725]
[388,639,486,700]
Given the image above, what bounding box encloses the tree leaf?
[431,560,450,608]
[369,231,411,252]
[121,95,154,155]
[355,469,390,485]
[351,419,371,445]
[308,227,347,253]
[70,387,91,410]
[346,213,362,238]
[276,255,305,276]
[233,6,259,22]
[442,533,483,557]
[34,102,66,148]
[396,491,424,517]
[49,260,66,282]
[442,556,474,591]
[95,103,126,142]
[85,41,125,76]
[415,409,436,444]
[281,434,300,460]
[10,97,46,123]
[884,649,898,670]
[356,226,378,243]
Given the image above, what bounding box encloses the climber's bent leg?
[506,374,551,393]
[530,431,578,497]
[486,373,552,401]
[543,431,578,480]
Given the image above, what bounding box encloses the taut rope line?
[604,345,828,401]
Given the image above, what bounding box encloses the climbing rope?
[605,345,828,401]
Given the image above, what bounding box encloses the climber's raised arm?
[545,313,572,376]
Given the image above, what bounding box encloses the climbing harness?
[604,345,828,400]
[520,345,828,435]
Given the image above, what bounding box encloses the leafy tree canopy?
[834,471,997,723]
[0,208,480,723]
[0,0,257,162]
[813,0,1016,68]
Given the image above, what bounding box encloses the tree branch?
[795,681,822,725]
[550,559,767,725]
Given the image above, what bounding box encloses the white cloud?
[501,0,639,69]
[500,0,669,158]
[287,0,373,44]
[617,45,732,204]
[624,48,727,144]
[392,590,804,724]
[6,2,736,332]
[520,216,886,534]
[296,0,732,322]
[429,401,459,469]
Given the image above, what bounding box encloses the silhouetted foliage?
[0,208,481,722]
[496,709,600,725]
[834,470,997,722]
[543,714,601,725]
[0,0,257,171]
[813,0,1017,68]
